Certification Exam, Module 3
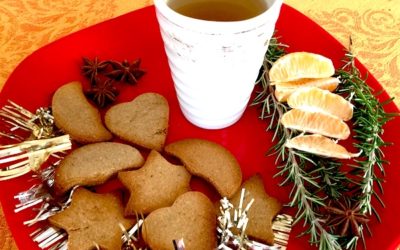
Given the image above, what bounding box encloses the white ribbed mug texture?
[154,0,283,129]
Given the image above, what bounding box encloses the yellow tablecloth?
[0,0,399,249]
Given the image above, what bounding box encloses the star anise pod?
[82,57,110,84]
[324,198,370,238]
[106,58,145,84]
[85,78,119,108]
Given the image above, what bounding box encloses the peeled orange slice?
[287,87,353,121]
[269,52,335,83]
[281,109,350,140]
[286,134,359,159]
[271,77,340,88]
[274,77,340,102]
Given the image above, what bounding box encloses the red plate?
[0,4,399,250]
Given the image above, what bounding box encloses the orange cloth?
[0,1,399,249]
[286,0,400,105]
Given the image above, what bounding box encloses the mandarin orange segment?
[271,77,339,88]
[269,52,335,83]
[287,87,353,121]
[281,109,350,140]
[286,134,359,159]
[274,77,340,102]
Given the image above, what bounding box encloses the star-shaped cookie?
[118,150,191,215]
[230,174,282,245]
[48,188,133,250]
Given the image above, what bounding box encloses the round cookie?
[164,139,242,198]
[105,93,169,151]
[52,81,112,143]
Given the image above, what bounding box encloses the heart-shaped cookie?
[142,191,216,250]
[105,93,169,151]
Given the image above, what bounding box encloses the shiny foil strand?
[173,238,185,250]
[30,217,146,249]
[217,188,293,250]
[121,219,144,243]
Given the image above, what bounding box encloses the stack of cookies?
[48,81,282,250]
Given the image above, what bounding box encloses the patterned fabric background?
[286,0,400,106]
[0,0,399,249]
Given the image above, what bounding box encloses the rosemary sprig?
[253,36,397,250]
[252,37,344,250]
[337,48,397,217]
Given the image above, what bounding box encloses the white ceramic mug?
[154,0,283,129]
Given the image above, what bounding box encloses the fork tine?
[0,166,31,180]
[0,151,31,164]
[0,159,29,172]
[0,145,27,158]
[4,100,35,118]
[0,107,29,120]
[0,131,25,141]
[0,111,33,131]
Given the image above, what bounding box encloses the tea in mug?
[167,0,268,21]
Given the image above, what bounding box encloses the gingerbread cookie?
[105,93,169,151]
[52,81,112,143]
[48,188,133,250]
[118,150,191,215]
[230,174,282,245]
[54,142,144,194]
[164,139,242,198]
[142,191,216,250]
